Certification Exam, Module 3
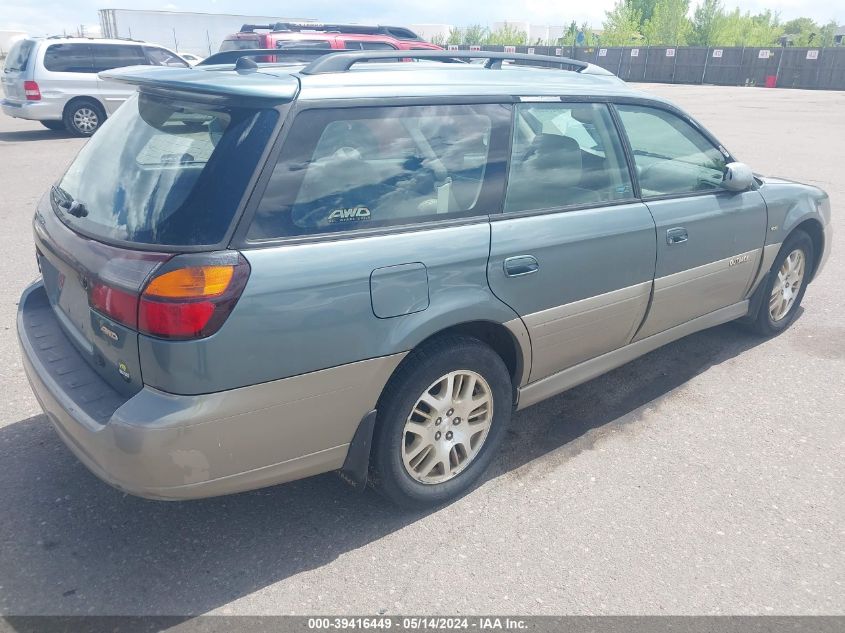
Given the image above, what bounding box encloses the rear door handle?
[504,255,539,277]
[666,227,688,245]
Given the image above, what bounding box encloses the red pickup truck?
[220,23,442,52]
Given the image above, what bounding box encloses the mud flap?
[338,409,376,491]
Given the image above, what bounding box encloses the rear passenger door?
[38,43,98,105]
[91,44,147,114]
[614,104,767,339]
[487,102,657,382]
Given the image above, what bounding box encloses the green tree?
[781,17,820,46]
[710,8,780,46]
[463,24,489,45]
[815,20,839,48]
[429,33,446,46]
[559,20,579,45]
[601,1,643,45]
[628,0,660,25]
[485,23,528,45]
[643,0,692,44]
[446,26,463,45]
[690,0,722,46]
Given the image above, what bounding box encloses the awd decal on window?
[328,206,371,223]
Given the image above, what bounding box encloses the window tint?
[616,105,727,196]
[249,104,511,239]
[90,44,147,72]
[275,39,332,49]
[220,38,260,51]
[343,40,397,50]
[146,47,189,67]
[43,44,94,73]
[4,39,35,72]
[55,93,277,246]
[504,103,633,213]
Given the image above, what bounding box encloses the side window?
[90,44,147,72]
[343,41,397,50]
[146,47,189,67]
[616,105,727,197]
[275,40,333,49]
[249,104,511,240]
[43,44,94,73]
[504,103,634,213]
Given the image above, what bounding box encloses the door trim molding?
[516,300,749,410]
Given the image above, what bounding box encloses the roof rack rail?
[198,48,343,67]
[300,50,590,75]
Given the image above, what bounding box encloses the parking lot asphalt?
[0,84,842,616]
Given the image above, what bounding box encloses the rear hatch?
[34,87,279,395]
[1,38,36,104]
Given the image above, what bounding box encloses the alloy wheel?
[72,107,99,134]
[769,248,805,322]
[401,370,494,485]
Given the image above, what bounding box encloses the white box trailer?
[98,9,315,56]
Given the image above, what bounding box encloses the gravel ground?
[0,83,842,616]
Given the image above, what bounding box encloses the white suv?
[1,37,188,136]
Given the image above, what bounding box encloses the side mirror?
[722,162,754,192]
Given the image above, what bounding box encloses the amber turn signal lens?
[144,266,234,299]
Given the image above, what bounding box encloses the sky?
[2,0,843,38]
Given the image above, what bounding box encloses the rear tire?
[370,335,512,509]
[748,230,814,336]
[40,120,65,131]
[63,99,105,137]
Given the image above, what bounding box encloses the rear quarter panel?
[138,223,520,395]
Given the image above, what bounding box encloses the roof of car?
[102,57,653,104]
[34,37,152,46]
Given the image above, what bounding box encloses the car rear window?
[4,39,35,72]
[248,104,511,240]
[342,41,397,50]
[53,92,278,247]
[275,39,333,49]
[219,38,260,51]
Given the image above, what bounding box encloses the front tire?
[63,99,105,137]
[749,229,814,336]
[370,335,512,508]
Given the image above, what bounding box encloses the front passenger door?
[614,104,767,340]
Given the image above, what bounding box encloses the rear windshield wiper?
[51,185,88,218]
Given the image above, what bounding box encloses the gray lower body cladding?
[18,281,405,500]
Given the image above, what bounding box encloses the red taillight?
[90,282,138,328]
[23,81,41,101]
[138,300,216,339]
[87,253,249,340]
[138,253,250,340]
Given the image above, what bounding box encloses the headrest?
[525,134,582,174]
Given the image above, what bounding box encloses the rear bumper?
[18,281,403,500]
[1,99,63,121]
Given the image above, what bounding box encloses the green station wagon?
[17,51,831,507]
